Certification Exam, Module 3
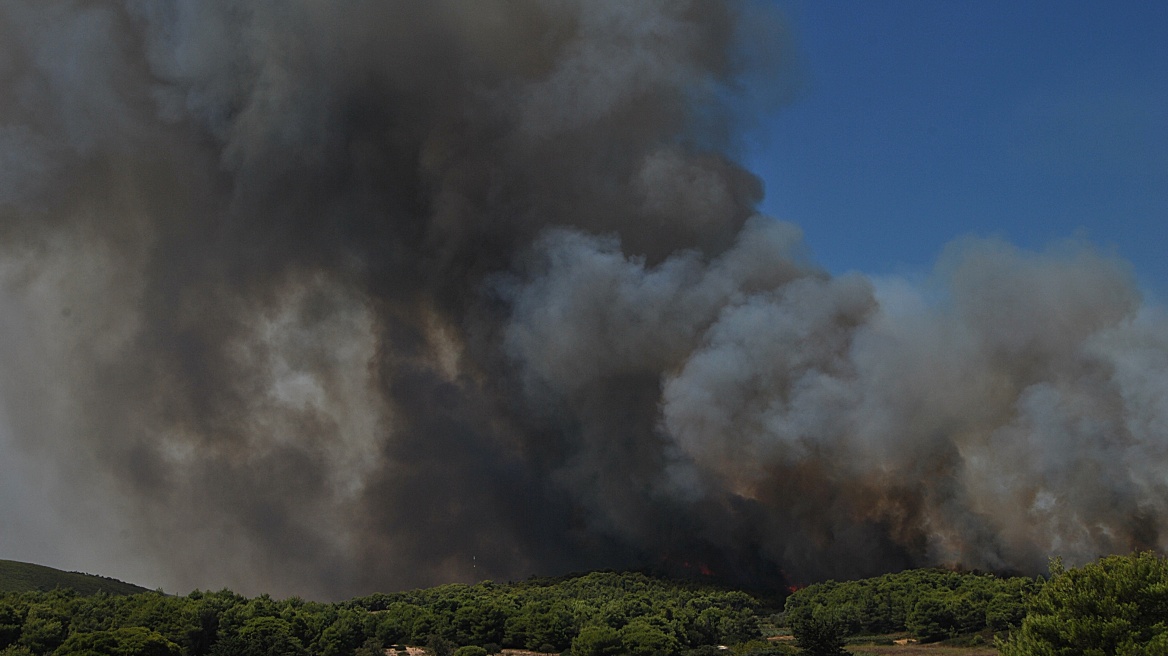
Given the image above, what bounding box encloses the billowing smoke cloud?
[1,1,1166,599]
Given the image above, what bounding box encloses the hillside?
[0,559,151,596]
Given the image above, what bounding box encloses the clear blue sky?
[744,1,1168,299]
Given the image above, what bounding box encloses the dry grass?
[846,642,998,656]
[386,650,561,656]
[770,631,998,656]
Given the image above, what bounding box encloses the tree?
[0,604,21,650]
[356,636,387,656]
[999,552,1168,656]
[985,584,1030,633]
[17,604,67,655]
[454,601,508,646]
[375,602,428,646]
[56,627,182,656]
[317,610,368,656]
[504,603,576,651]
[791,617,846,656]
[425,634,455,656]
[571,625,622,656]
[211,616,307,656]
[715,609,760,646]
[619,618,680,656]
[906,592,979,642]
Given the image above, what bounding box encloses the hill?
[0,559,152,596]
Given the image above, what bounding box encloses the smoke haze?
[1,1,1166,599]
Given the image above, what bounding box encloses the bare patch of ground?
[384,649,560,656]
[846,643,998,656]
[769,631,997,655]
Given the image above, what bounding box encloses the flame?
[679,560,716,577]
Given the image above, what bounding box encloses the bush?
[454,646,488,656]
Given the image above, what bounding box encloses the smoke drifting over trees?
[1,1,1166,599]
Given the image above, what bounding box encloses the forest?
[0,571,767,656]
[2,553,1167,656]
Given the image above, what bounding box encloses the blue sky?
[744,1,1168,299]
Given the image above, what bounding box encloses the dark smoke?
[1,1,1166,600]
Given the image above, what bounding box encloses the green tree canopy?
[618,618,680,656]
[571,625,622,656]
[0,570,763,655]
[999,552,1168,656]
[56,627,182,656]
[0,604,21,649]
[211,616,307,656]
[792,617,846,656]
[785,566,1039,641]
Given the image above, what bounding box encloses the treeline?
[783,567,1042,642]
[8,554,1168,656]
[0,571,766,656]
[352,572,763,654]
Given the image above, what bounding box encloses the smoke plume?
[1,1,1166,599]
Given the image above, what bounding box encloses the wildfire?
[681,561,716,577]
